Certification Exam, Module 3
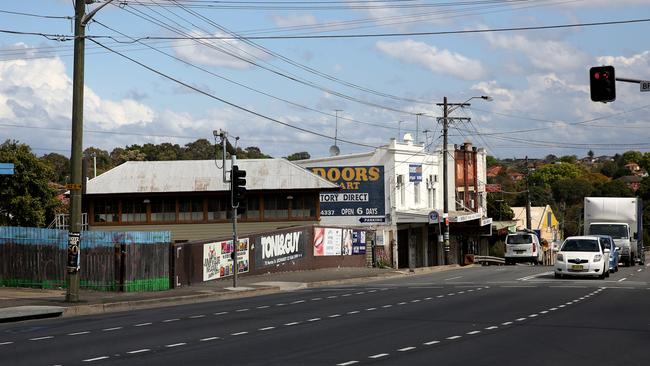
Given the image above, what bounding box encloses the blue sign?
[0,163,14,175]
[308,166,385,222]
[409,164,422,182]
[352,230,367,255]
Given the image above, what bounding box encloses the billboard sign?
[409,164,422,182]
[313,227,342,256]
[308,166,385,223]
[203,238,249,281]
[254,229,307,268]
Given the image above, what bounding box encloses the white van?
[505,231,543,265]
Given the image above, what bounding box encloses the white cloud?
[272,14,318,28]
[376,39,486,80]
[597,50,650,74]
[485,33,589,72]
[174,32,271,69]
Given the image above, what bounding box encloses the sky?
[0,0,649,160]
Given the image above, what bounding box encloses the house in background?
[510,205,560,244]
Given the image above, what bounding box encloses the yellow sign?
[65,183,82,190]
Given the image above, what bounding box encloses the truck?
[583,197,644,266]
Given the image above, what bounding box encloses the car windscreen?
[588,224,628,239]
[506,234,533,244]
[561,239,600,252]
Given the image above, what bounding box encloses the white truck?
[584,197,644,266]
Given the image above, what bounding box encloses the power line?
[0,9,72,19]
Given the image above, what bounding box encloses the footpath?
[0,265,461,323]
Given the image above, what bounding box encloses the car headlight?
[556,253,564,262]
[593,254,602,262]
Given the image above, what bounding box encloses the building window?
[207,196,229,221]
[93,199,118,223]
[290,193,317,219]
[429,188,436,209]
[243,195,261,220]
[414,182,420,205]
[151,198,176,222]
[263,194,289,220]
[398,175,405,208]
[121,199,147,223]
[179,198,204,222]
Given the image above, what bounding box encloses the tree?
[528,162,584,187]
[40,153,69,184]
[587,150,594,160]
[552,178,593,205]
[83,147,111,177]
[559,155,577,164]
[0,140,61,227]
[486,155,498,167]
[487,193,514,221]
[593,180,634,197]
[599,160,618,177]
[622,150,642,165]
[543,154,558,164]
[183,139,215,160]
[286,151,310,161]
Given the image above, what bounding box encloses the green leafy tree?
[286,151,310,161]
[552,178,593,206]
[83,147,111,176]
[593,180,634,197]
[0,140,60,227]
[528,162,584,187]
[487,193,514,221]
[622,150,642,165]
[599,160,618,177]
[40,153,69,184]
[183,139,215,160]
[587,150,594,160]
[559,155,577,164]
[486,155,498,167]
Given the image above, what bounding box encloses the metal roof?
[86,159,339,195]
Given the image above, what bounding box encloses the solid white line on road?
[0,342,14,346]
[231,332,248,336]
[347,311,360,315]
[165,343,186,348]
[127,349,151,354]
[369,353,389,359]
[444,276,463,281]
[68,331,90,336]
[163,318,180,322]
[29,336,53,341]
[259,327,275,331]
[83,356,109,362]
[446,336,461,340]
[398,347,416,352]
[502,322,513,326]
[424,340,440,345]
[236,309,250,312]
[214,311,228,315]
[102,327,122,331]
[134,323,152,327]
[485,326,498,330]
[307,318,321,322]
[284,322,300,326]
[189,315,206,319]
[337,361,359,366]
[467,331,481,335]
[200,337,220,341]
[257,305,270,309]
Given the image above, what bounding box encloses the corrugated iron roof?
[86,159,339,194]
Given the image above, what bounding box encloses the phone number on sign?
[320,208,379,216]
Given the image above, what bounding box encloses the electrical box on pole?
[231,165,247,207]
[590,65,616,103]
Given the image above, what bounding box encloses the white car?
[554,236,611,279]
[504,231,543,265]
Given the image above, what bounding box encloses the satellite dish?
[329,145,340,156]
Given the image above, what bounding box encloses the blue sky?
[0,0,649,159]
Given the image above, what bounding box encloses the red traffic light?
[590,66,615,103]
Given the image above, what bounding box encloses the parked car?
[554,236,611,279]
[595,235,620,273]
[505,231,543,265]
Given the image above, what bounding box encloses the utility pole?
[525,156,532,230]
[66,0,116,303]
[437,97,470,265]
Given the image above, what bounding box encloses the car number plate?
[571,264,583,271]
[515,250,524,254]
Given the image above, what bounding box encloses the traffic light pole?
[231,156,238,288]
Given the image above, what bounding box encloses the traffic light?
[590,66,616,103]
[231,165,246,206]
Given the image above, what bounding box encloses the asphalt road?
[2,263,649,366]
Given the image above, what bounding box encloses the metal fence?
[0,227,171,292]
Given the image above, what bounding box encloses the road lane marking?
[411,299,421,303]
[638,269,643,272]
[398,347,416,352]
[102,327,122,331]
[256,306,270,309]
[529,314,539,318]
[516,318,526,321]
[619,278,627,282]
[291,300,306,304]
[502,322,513,325]
[424,297,432,300]
[214,311,228,315]
[342,294,352,297]
[397,302,407,305]
[467,331,481,335]
[284,322,300,326]
[424,340,440,345]
[446,336,461,340]
[200,337,220,341]
[366,307,377,311]
[444,276,463,281]
[68,331,90,336]
[165,343,186,348]
[347,311,360,314]
[485,326,498,330]
[307,318,321,322]
[549,308,558,311]
[540,311,549,314]
[326,296,338,299]
[0,342,14,346]
[276,303,287,307]
[231,332,248,336]
[311,298,322,301]
[337,362,359,366]
[127,349,150,354]
[29,336,53,341]
[369,353,389,359]
[189,315,206,319]
[83,356,109,362]
[163,319,180,322]
[382,305,393,308]
[236,309,250,312]
[437,295,444,298]
[134,323,152,327]
[329,314,341,318]
[259,327,275,331]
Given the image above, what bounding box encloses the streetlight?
[438,95,492,265]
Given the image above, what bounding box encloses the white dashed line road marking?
[382,305,393,308]
[284,322,300,326]
[102,327,122,331]
[189,315,206,319]
[29,336,53,341]
[540,311,549,314]
[558,305,566,308]
[424,340,440,345]
[549,308,558,311]
[366,307,377,311]
[329,314,341,318]
[291,300,306,304]
[342,294,352,297]
[259,327,275,331]
[0,342,14,346]
[397,302,407,305]
[485,326,498,330]
[638,269,643,272]
[214,312,228,315]
[163,319,180,323]
[311,298,322,301]
[398,347,416,352]
[127,349,150,354]
[256,306,270,309]
[437,295,444,298]
[446,336,461,340]
[276,303,287,307]
[134,323,152,327]
[347,311,360,315]
[231,332,248,336]
[467,331,481,335]
[355,292,365,295]
[68,331,90,336]
[411,299,421,303]
[516,318,527,321]
[236,309,250,312]
[369,353,389,359]
[337,361,359,366]
[529,314,538,318]
[200,337,220,341]
[444,276,463,281]
[424,297,432,300]
[83,356,109,362]
[326,296,338,299]
[165,343,186,348]
[307,318,321,322]
[502,322,513,325]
